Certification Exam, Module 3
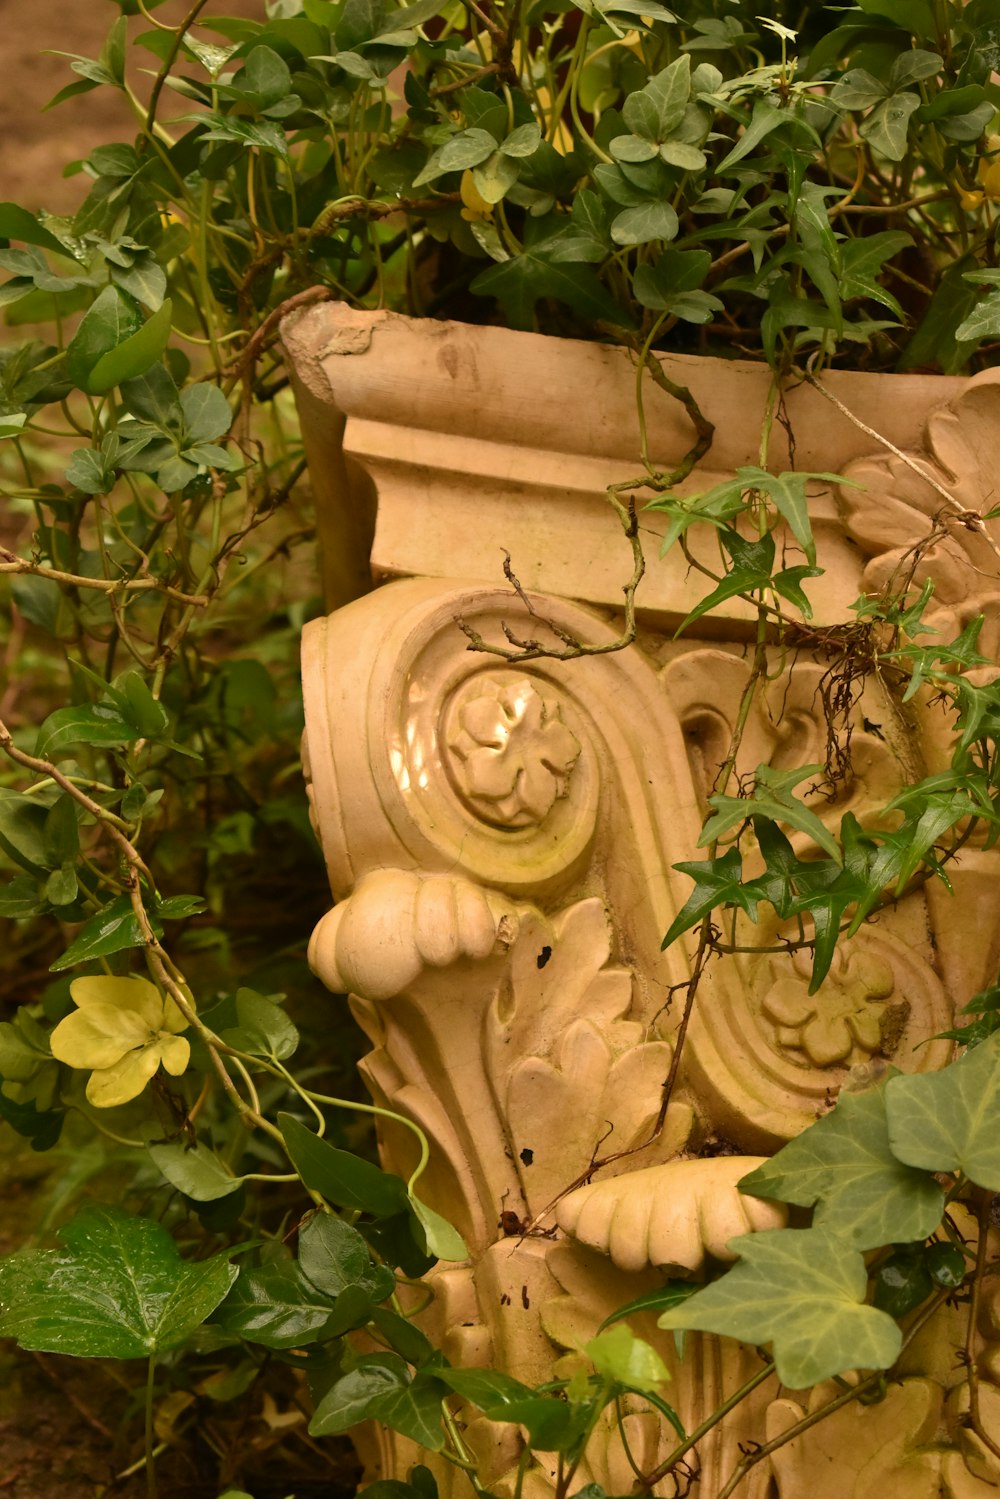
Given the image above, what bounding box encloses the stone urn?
[281,302,1000,1499]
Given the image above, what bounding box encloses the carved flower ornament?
[446,677,580,827]
[49,974,191,1107]
[838,373,1000,659]
[763,942,895,1068]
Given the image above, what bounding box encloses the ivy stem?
[145,1353,158,1499]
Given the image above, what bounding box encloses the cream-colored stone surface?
[285,307,1000,1497]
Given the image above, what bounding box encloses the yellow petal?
[162,984,195,1035]
[51,1003,150,1070]
[157,1033,190,1077]
[86,1046,161,1108]
[69,975,163,1029]
[461,170,492,218]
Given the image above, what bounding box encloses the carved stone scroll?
[286,305,1000,1498]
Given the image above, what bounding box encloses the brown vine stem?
[712,1288,954,1499]
[0,548,208,607]
[635,1360,775,1493]
[965,1189,1000,1464]
[143,0,211,139]
[458,357,714,664]
[457,486,645,662]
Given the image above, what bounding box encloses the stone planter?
[281,303,1000,1499]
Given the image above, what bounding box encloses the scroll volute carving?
[299,370,1000,1498]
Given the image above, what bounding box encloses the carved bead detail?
[445,676,581,828]
[763,943,896,1067]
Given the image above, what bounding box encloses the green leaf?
[956,290,1000,343]
[409,1195,468,1262]
[121,364,183,430]
[369,1307,436,1366]
[501,123,542,158]
[279,1113,410,1215]
[0,203,71,258]
[584,1324,670,1390]
[0,1203,235,1357]
[148,1141,244,1201]
[470,252,629,330]
[87,298,173,394]
[610,201,679,247]
[35,703,139,760]
[435,1367,582,1448]
[213,1258,350,1349]
[0,790,51,876]
[472,151,520,206]
[224,990,299,1061]
[701,762,842,863]
[657,1227,901,1387]
[65,445,115,495]
[0,1089,63,1151]
[633,247,710,307]
[662,847,757,950]
[674,528,778,635]
[297,1212,396,1303]
[599,1282,698,1329]
[64,285,143,390]
[854,0,935,37]
[739,1082,945,1250]
[832,69,888,111]
[413,128,498,185]
[623,55,690,143]
[861,93,921,161]
[717,100,787,171]
[872,1246,934,1317]
[309,1354,410,1436]
[368,1371,447,1449]
[886,1030,1000,1189]
[50,893,162,971]
[180,382,232,442]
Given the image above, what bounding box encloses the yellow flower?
[50,975,192,1108]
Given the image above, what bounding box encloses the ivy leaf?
[886,1030,1000,1189]
[861,93,921,162]
[223,990,299,1061]
[610,201,679,247]
[661,847,757,949]
[622,55,690,143]
[739,1082,945,1250]
[367,1371,448,1449]
[955,290,1000,343]
[309,1354,410,1436]
[180,382,232,443]
[297,1212,396,1304]
[657,1227,902,1386]
[212,1259,358,1349]
[674,528,776,635]
[0,1203,235,1357]
[701,763,842,863]
[470,251,629,329]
